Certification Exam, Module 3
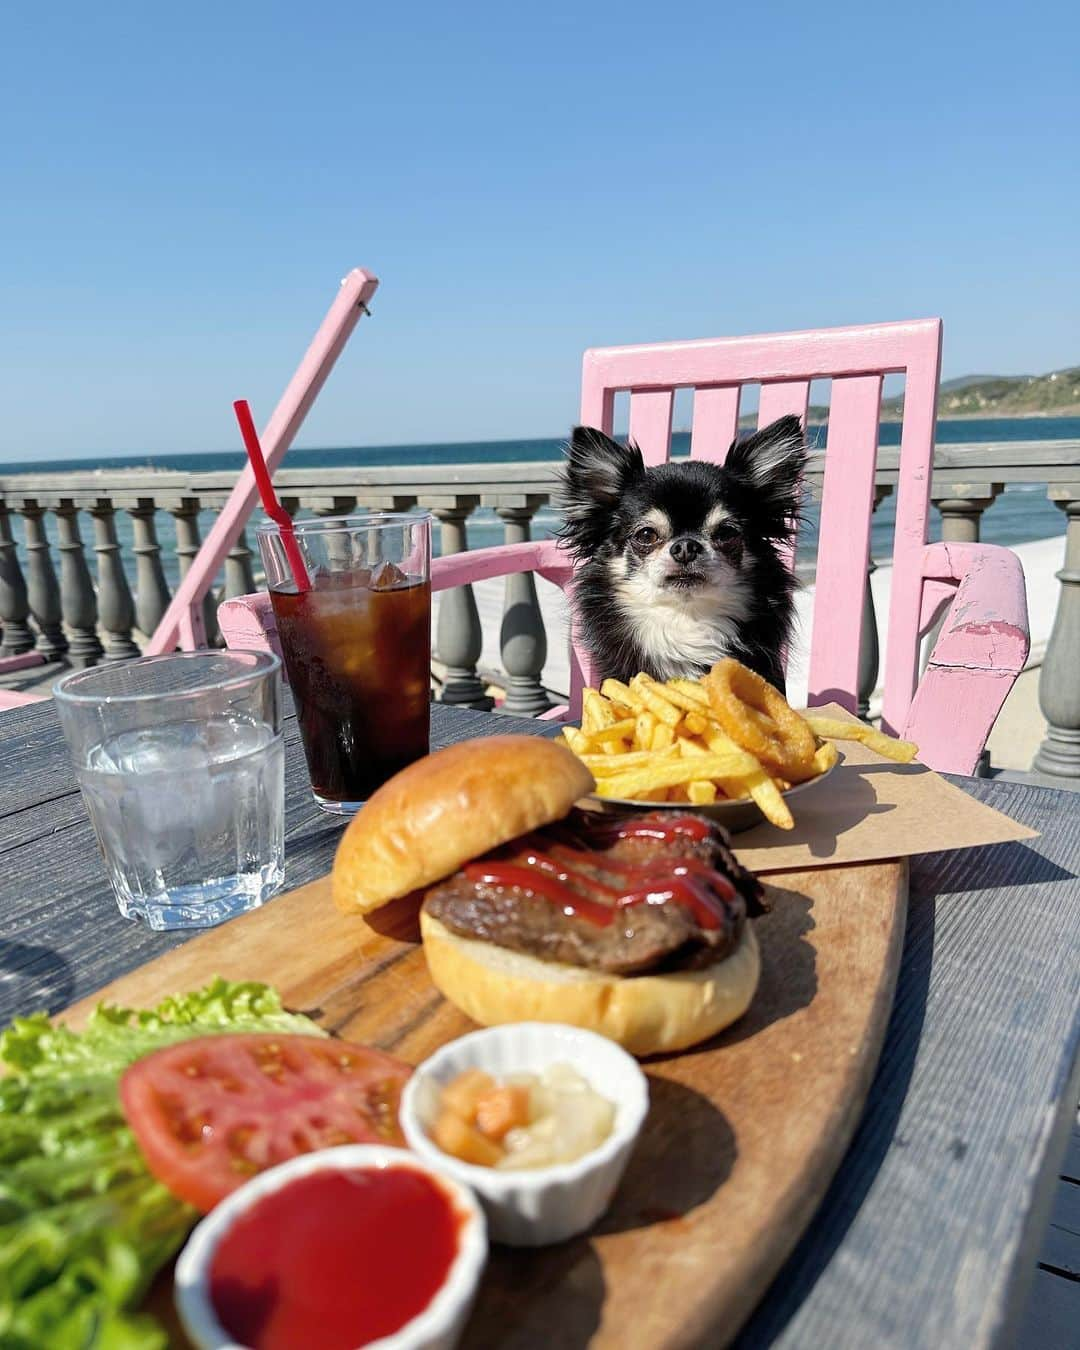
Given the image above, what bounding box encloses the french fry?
[684,711,710,736]
[811,740,840,775]
[688,780,717,805]
[592,718,636,745]
[592,751,764,800]
[703,727,745,756]
[583,687,619,734]
[601,678,641,711]
[740,766,794,829]
[677,735,708,757]
[805,716,917,764]
[579,748,679,774]
[634,711,658,750]
[652,723,676,751]
[563,726,590,755]
[667,678,710,708]
[631,674,684,727]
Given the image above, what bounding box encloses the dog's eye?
[712,521,739,544]
[631,526,659,548]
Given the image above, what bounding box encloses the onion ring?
[704,660,817,780]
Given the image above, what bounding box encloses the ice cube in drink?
[78,716,285,929]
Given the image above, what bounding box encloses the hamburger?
[331,735,762,1055]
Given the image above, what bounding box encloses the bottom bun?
[419,911,760,1056]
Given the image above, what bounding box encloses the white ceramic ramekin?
[400,1023,649,1247]
[173,1144,487,1350]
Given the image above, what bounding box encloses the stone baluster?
[935,487,998,545]
[89,500,140,660]
[224,527,257,599]
[55,503,103,667]
[0,502,36,656]
[312,499,361,570]
[433,499,492,710]
[496,499,552,716]
[129,500,172,639]
[1033,487,1080,785]
[20,503,67,660]
[168,499,220,646]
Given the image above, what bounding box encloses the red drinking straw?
[233,398,311,592]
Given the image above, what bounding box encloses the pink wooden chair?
[218,318,1029,776]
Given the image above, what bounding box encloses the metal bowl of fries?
[557,666,916,834]
[578,760,836,833]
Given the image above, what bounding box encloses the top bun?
[331,735,596,916]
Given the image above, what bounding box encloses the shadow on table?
[461,1079,734,1349]
[596,1077,737,1234]
[731,879,937,1346]
[719,885,817,1046]
[916,838,1075,890]
[464,1240,606,1349]
[0,940,76,1021]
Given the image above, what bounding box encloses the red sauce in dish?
[462,817,736,932]
[208,1166,463,1350]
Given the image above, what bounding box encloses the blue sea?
[1,416,1075,589]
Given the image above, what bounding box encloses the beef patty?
[422,809,762,977]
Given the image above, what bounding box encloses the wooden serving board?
[62,858,907,1350]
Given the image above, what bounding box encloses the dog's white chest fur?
[613,565,752,679]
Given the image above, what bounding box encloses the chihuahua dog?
[556,415,807,693]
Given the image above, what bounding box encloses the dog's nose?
[669,536,704,566]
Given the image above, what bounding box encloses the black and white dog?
[556,415,807,693]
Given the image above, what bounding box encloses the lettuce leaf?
[0,978,323,1349]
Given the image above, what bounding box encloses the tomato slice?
[120,1033,412,1212]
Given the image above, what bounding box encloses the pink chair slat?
[806,375,883,710]
[628,390,675,466]
[578,379,616,437]
[904,541,1029,773]
[756,380,811,429]
[689,387,741,463]
[756,380,812,569]
[581,320,939,392]
[146,269,379,656]
[879,325,943,735]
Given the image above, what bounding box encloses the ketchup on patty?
[208,1166,464,1350]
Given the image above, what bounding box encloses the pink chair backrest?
[576,319,943,734]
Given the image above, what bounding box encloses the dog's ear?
[557,426,644,557]
[723,415,807,526]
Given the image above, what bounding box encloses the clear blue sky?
[2,0,1077,461]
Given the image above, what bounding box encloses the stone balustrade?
[0,438,1077,784]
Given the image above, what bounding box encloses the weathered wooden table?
[1,695,1078,1348]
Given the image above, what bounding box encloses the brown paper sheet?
[733,704,1037,874]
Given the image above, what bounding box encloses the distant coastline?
[1,413,1077,479]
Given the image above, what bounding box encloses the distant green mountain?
[904,367,1080,418]
[732,365,1080,427]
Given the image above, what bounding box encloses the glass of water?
[54,651,285,931]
